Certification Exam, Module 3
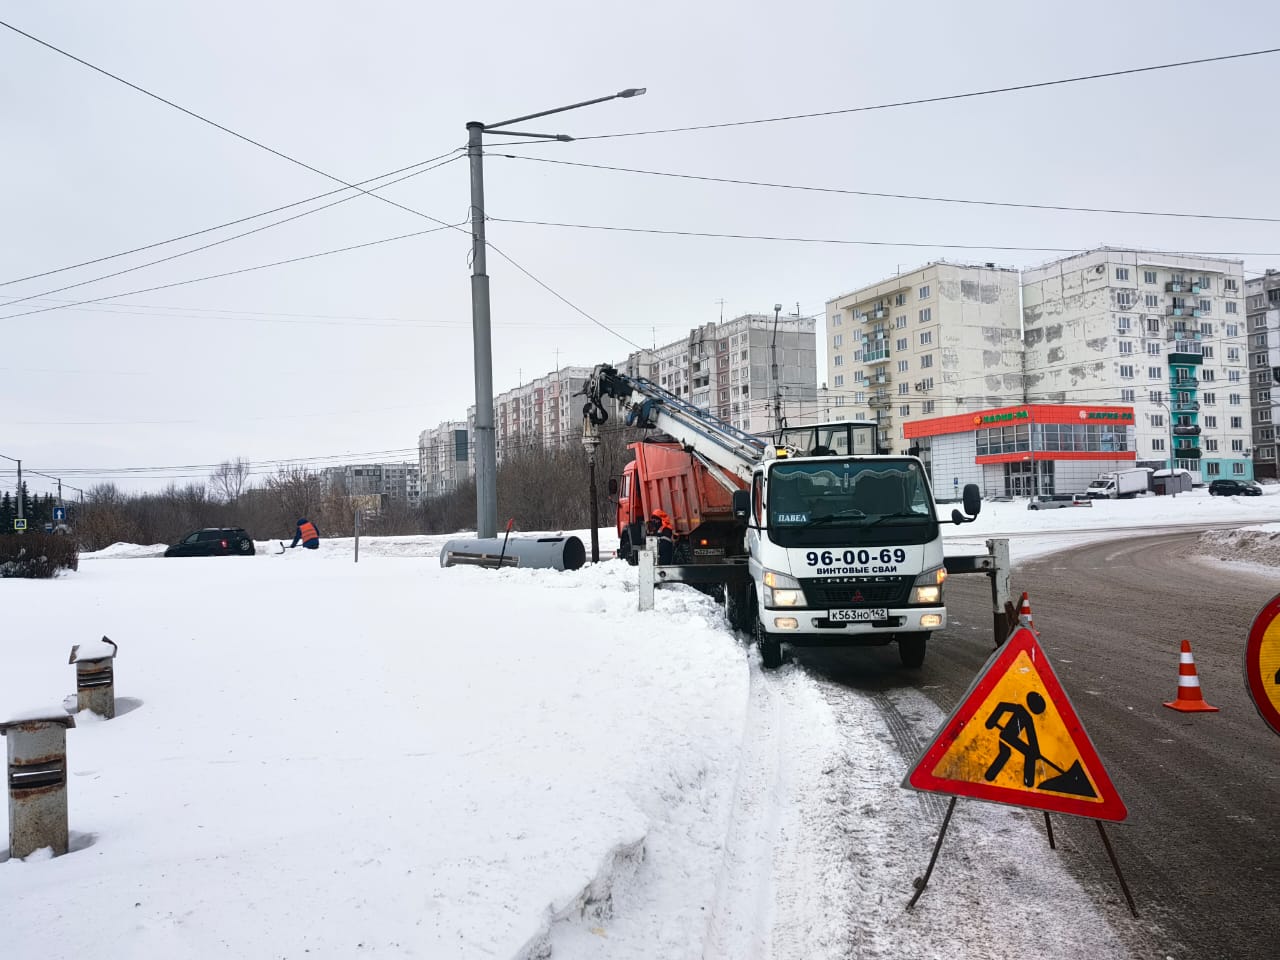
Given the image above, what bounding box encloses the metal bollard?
[637,549,655,611]
[69,636,119,719]
[1,713,76,859]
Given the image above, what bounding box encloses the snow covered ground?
[1,488,1276,959]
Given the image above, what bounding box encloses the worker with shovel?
[289,517,320,551]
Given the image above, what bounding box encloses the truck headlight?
[912,566,946,605]
[763,569,805,608]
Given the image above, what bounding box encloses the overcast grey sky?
[3,0,1278,494]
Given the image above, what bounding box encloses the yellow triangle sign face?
[905,627,1127,821]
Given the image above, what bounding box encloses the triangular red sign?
[904,627,1127,821]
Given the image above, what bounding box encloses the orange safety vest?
[298,520,319,543]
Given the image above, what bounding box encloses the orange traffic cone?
[1018,592,1035,632]
[1163,640,1219,713]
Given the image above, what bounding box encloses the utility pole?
[771,303,782,436]
[466,87,646,541]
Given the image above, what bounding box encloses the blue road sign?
[53,506,66,521]
[13,518,27,531]
[44,522,54,533]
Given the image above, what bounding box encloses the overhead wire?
[571,47,1280,140]
[490,154,1280,225]
[0,153,464,310]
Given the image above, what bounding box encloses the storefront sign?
[974,410,1029,425]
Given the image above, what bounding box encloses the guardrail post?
[988,537,1011,646]
[638,549,655,611]
[1,713,75,859]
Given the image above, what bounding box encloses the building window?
[1233,463,1246,475]
[1119,340,1133,354]
[895,315,907,328]
[919,330,933,345]
[1117,316,1131,332]
[898,383,909,395]
[1205,439,1219,452]
[920,354,934,368]
[1254,352,1268,367]
[923,400,935,414]
[833,374,844,387]
[1230,394,1242,405]
[1152,414,1165,426]
[1144,295,1160,308]
[1146,317,1160,334]
[895,292,907,306]
[1232,439,1245,452]
[1229,369,1240,382]
[1147,342,1161,356]
[1225,278,1238,292]
[918,285,930,300]
[1201,322,1213,335]
[1152,438,1165,451]
[1203,392,1216,405]
[1144,270,1158,284]
[1259,409,1272,423]
[1198,299,1212,314]
[1116,291,1134,308]
[1202,346,1214,359]
[1121,388,1135,402]
[1226,301,1238,314]
[831,314,841,326]
[896,338,908,351]
[1116,267,1130,281]
[1259,446,1274,459]
[897,360,909,372]
[833,334,843,347]
[919,307,932,323]
[1148,366,1161,379]
[1120,364,1134,378]
[1231,416,1243,428]
[1201,369,1215,382]
[900,405,911,416]
[1261,391,1272,403]
[1204,415,1218,428]
[834,355,844,366]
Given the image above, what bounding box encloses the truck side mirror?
[607,477,619,496]
[952,483,982,524]
[731,488,751,520]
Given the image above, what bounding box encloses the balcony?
[1171,377,1199,390]
[1166,306,1203,318]
[856,307,886,322]
[864,347,891,364]
[1172,401,1200,413]
[869,392,892,409]
[1166,281,1203,294]
[1175,447,1202,459]
[1172,424,1202,437]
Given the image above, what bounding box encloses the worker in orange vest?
[291,517,320,550]
[647,509,674,564]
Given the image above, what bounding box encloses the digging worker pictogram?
[983,692,1047,787]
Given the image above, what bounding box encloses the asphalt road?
[798,531,1280,960]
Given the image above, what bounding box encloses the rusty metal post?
[988,537,1011,646]
[69,637,118,719]
[638,549,655,611]
[1,713,75,858]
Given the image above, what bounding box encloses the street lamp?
[467,88,646,539]
[1155,399,1178,497]
[771,303,782,435]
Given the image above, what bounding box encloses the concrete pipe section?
[440,535,586,571]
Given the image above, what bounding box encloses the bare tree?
[210,457,251,505]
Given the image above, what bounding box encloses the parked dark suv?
[164,528,256,557]
[1207,479,1262,497]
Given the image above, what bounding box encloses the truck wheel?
[898,633,928,669]
[726,584,750,633]
[619,531,638,565]
[754,614,784,669]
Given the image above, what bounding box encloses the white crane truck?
[582,364,981,669]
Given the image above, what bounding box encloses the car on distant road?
[1027,494,1094,510]
[1207,479,1262,497]
[163,528,256,557]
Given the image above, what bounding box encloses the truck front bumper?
[763,606,946,644]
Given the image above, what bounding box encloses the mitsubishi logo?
[853,590,865,602]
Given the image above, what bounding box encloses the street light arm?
[484,88,645,130]
[482,129,574,141]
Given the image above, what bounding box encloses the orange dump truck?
[611,439,747,565]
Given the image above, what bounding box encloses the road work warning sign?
[1245,593,1280,739]
[905,627,1127,821]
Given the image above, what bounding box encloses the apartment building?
[825,262,1023,453]
[418,421,472,498]
[322,462,422,509]
[1022,248,1251,484]
[1246,270,1280,479]
[465,365,594,464]
[619,313,817,436]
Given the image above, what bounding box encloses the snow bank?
[1195,522,1280,567]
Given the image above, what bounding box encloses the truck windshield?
[766,459,938,547]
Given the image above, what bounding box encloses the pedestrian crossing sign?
[904,627,1127,821]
